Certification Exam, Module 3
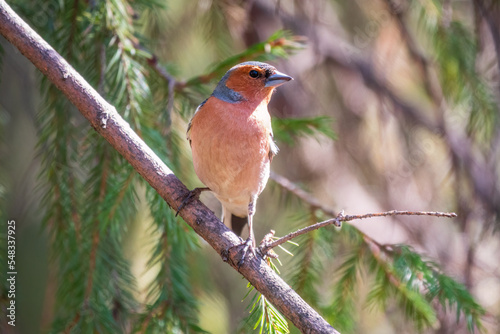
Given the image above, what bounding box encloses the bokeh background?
[1,0,500,333]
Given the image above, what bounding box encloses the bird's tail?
[229,214,247,236]
[222,206,247,236]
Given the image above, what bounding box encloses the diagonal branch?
[270,171,336,216]
[473,0,500,96]
[0,1,338,333]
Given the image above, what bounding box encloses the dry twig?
[261,210,457,253]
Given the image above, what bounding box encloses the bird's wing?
[187,98,209,146]
[186,120,193,146]
[268,132,279,161]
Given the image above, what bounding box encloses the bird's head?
[212,61,293,104]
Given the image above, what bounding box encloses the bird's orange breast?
[188,96,272,206]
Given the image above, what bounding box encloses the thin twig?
[343,210,457,220]
[145,52,177,85]
[270,171,336,216]
[262,210,457,253]
[269,172,458,295]
[133,42,177,124]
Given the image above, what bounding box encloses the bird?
[183,61,293,263]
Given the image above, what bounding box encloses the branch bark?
[0,1,339,333]
[262,210,457,253]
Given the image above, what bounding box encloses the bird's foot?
[238,237,256,268]
[240,237,257,267]
[227,237,257,268]
[175,187,210,217]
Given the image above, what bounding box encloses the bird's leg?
[175,187,210,216]
[237,197,258,267]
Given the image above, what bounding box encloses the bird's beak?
[265,70,293,87]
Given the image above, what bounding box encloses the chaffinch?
[184,61,292,261]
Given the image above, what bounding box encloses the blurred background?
[1,0,500,333]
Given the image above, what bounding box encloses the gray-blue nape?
[212,72,245,103]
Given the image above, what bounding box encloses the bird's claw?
[238,237,256,268]
[227,237,257,268]
[221,248,229,262]
[175,187,209,217]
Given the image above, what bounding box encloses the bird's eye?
[249,70,259,78]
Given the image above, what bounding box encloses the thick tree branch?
[0,2,339,333]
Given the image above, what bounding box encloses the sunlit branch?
[261,209,456,253]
